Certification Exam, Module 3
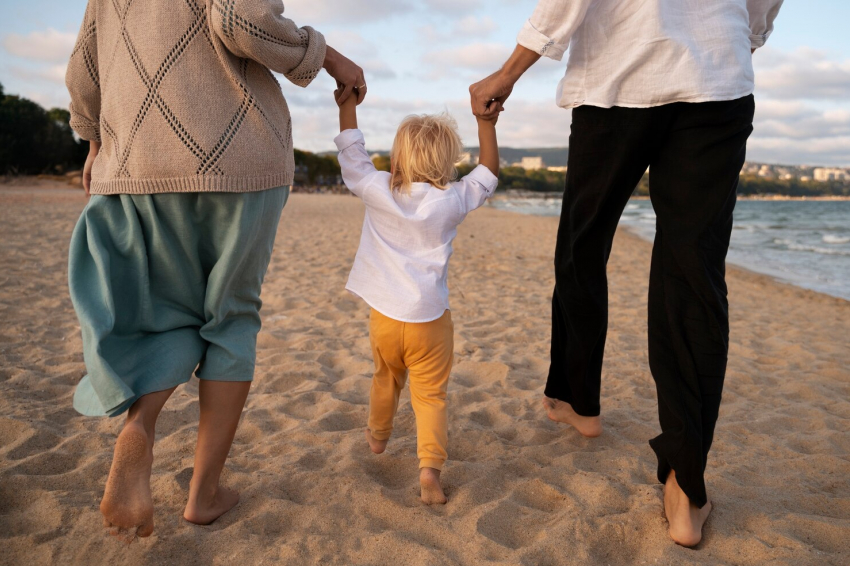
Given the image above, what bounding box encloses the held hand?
[476,101,503,125]
[82,140,101,197]
[334,85,359,108]
[324,46,367,105]
[469,71,515,119]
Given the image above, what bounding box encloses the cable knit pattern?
[65,0,326,194]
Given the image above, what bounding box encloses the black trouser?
[546,96,755,508]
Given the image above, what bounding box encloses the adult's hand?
[82,140,101,197]
[469,45,541,119]
[469,71,516,120]
[323,46,366,105]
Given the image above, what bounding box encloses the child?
[333,89,501,504]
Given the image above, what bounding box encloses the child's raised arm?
[476,111,500,178]
[454,109,501,214]
[334,87,378,196]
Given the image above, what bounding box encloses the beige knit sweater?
[66,0,326,194]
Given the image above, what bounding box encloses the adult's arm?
[747,0,785,50]
[210,0,326,87]
[469,0,595,118]
[65,0,101,143]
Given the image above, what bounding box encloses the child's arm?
[454,109,501,214]
[476,114,500,178]
[337,87,358,132]
[334,87,378,197]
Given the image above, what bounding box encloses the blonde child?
[333,89,500,504]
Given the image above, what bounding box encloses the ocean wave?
[822,234,850,244]
[773,238,850,256]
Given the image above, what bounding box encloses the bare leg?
[419,467,447,505]
[664,469,712,547]
[101,387,176,542]
[183,380,250,525]
[542,396,602,437]
[365,428,388,454]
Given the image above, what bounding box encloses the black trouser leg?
[647,96,755,508]
[546,106,659,416]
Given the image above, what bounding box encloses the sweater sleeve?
[65,1,101,142]
[211,0,327,87]
[747,0,784,49]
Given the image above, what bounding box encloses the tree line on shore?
[1,84,847,197]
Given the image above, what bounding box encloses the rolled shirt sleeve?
[747,0,785,49]
[516,0,596,61]
[453,164,499,216]
[211,0,327,87]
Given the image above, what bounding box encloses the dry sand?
[1,181,848,565]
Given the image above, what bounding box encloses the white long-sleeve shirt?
[334,129,499,323]
[517,0,784,109]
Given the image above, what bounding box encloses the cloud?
[421,0,482,14]
[755,47,850,100]
[420,16,498,42]
[322,30,396,80]
[423,42,512,78]
[3,28,77,63]
[283,0,414,24]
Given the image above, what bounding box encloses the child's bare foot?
[542,396,602,437]
[663,470,712,547]
[100,420,155,542]
[419,467,447,505]
[365,428,388,454]
[183,484,240,525]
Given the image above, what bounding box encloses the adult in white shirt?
[469,0,784,548]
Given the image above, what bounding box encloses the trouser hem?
[419,458,445,471]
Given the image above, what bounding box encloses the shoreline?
[487,197,850,303]
[491,191,850,201]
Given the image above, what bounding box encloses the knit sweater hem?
[89,172,293,195]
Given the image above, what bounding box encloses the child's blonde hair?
[390,113,463,193]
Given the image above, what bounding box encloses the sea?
[490,197,850,301]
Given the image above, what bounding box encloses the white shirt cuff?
[517,20,567,61]
[467,164,499,193]
[334,128,365,152]
[749,31,772,49]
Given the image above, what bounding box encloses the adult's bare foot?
[420,467,447,505]
[183,484,240,525]
[100,420,155,542]
[663,469,712,547]
[542,396,602,437]
[365,428,388,454]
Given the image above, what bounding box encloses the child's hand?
[337,84,359,131]
[476,101,503,125]
[335,85,359,108]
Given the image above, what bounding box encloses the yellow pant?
[368,309,454,471]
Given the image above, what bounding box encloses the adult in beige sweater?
[65,0,365,540]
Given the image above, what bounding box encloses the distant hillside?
[466,147,569,168]
[322,147,571,168]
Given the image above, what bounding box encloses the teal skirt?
[68,187,289,417]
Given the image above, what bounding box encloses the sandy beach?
[1,180,848,565]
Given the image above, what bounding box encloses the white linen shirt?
[517,0,784,109]
[335,129,499,323]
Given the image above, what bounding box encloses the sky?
[1,0,849,166]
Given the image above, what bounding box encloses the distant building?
[547,166,568,173]
[813,167,850,182]
[516,156,544,170]
[758,164,774,178]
